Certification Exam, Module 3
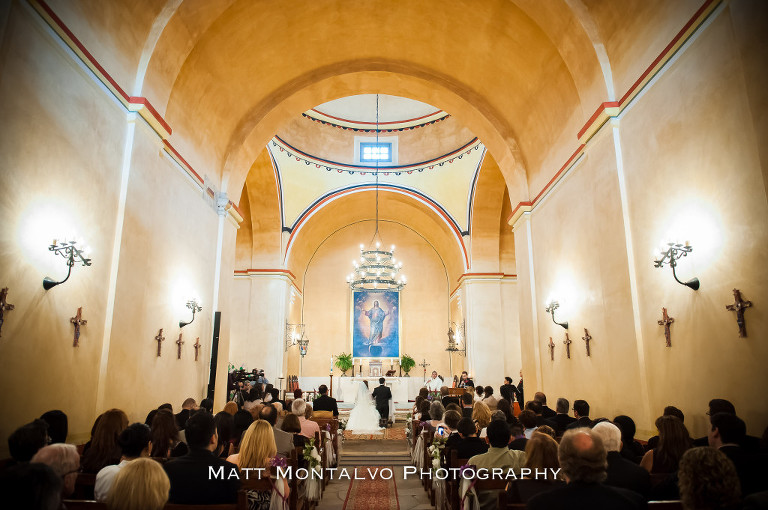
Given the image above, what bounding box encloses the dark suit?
[527,481,645,510]
[164,447,240,504]
[462,407,473,419]
[372,384,392,419]
[312,394,339,416]
[720,445,768,495]
[442,395,460,408]
[565,416,592,430]
[540,405,557,419]
[508,437,528,451]
[453,437,489,460]
[605,451,650,498]
[545,414,576,434]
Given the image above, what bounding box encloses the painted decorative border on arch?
[302,110,450,133]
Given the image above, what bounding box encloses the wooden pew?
[71,472,97,500]
[647,501,684,509]
[62,501,107,510]
[445,449,469,510]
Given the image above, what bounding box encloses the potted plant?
[334,352,353,376]
[400,354,415,376]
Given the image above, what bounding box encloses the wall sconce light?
[285,321,309,357]
[545,300,569,330]
[653,241,700,290]
[446,321,466,356]
[42,239,92,290]
[179,299,202,328]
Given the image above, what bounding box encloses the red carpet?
[342,466,399,510]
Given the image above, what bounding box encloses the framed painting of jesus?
[351,290,401,359]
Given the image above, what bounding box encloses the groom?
[371,377,392,428]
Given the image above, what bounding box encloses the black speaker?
[207,311,221,400]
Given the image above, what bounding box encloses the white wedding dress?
[345,381,383,433]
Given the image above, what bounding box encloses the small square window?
[360,142,392,163]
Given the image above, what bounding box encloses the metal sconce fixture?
[545,300,569,330]
[285,321,309,357]
[42,239,92,290]
[653,241,700,290]
[179,299,202,328]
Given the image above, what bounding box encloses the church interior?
[1,0,767,506]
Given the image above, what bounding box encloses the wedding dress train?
[345,381,383,433]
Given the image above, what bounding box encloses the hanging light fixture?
[347,95,406,291]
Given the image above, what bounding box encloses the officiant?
[425,370,443,392]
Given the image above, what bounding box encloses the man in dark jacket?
[164,412,240,504]
[592,421,650,499]
[545,398,576,435]
[312,384,339,417]
[372,378,392,425]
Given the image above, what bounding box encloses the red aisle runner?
[342,466,399,510]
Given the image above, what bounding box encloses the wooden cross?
[725,288,752,338]
[563,332,572,359]
[582,329,592,357]
[193,337,201,361]
[155,328,165,357]
[70,307,87,347]
[0,287,15,337]
[548,337,555,361]
[418,358,430,378]
[176,333,184,359]
[657,308,674,347]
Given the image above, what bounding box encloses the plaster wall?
[461,280,507,386]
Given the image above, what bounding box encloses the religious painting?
[351,290,400,359]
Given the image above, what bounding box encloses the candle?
[330,355,334,372]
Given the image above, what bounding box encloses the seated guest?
[248,403,264,421]
[227,420,289,508]
[508,423,528,451]
[199,398,214,414]
[259,404,293,457]
[441,386,460,408]
[269,388,285,409]
[39,410,67,444]
[496,398,517,425]
[175,398,198,430]
[519,410,539,438]
[645,406,684,451]
[82,409,129,473]
[313,384,339,417]
[507,432,565,504]
[474,385,484,403]
[468,420,526,510]
[678,447,741,510]
[499,380,514,403]
[280,413,306,448]
[445,403,462,414]
[416,400,431,421]
[214,412,234,458]
[534,392,557,419]
[292,399,320,439]
[30,443,80,497]
[233,409,255,449]
[293,388,303,400]
[527,428,645,510]
[94,423,151,501]
[709,412,768,495]
[472,401,492,436]
[526,400,546,426]
[640,415,692,474]
[452,417,489,459]
[108,458,170,510]
[413,395,425,416]
[565,400,592,430]
[536,424,557,439]
[0,462,62,510]
[592,421,650,498]
[7,419,49,465]
[164,411,240,504]
[613,414,645,462]
[695,399,761,452]
[460,392,474,419]
[428,401,446,429]
[545,398,576,435]
[443,410,463,447]
[223,401,239,416]
[482,385,498,410]
[150,409,188,458]
[304,402,314,421]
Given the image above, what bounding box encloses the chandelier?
[346,95,406,291]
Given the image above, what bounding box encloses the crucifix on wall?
[419,358,430,379]
[548,337,555,361]
[725,288,752,338]
[657,308,674,347]
[155,329,165,357]
[193,337,201,361]
[0,287,15,337]
[70,307,87,347]
[582,329,592,357]
[176,333,184,359]
[563,332,572,359]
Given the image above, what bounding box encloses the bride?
[345,381,383,433]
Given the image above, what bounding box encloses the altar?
[297,376,426,403]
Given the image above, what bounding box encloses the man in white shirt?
[425,370,443,392]
[94,423,152,501]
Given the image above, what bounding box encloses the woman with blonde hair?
[227,420,289,510]
[222,401,239,416]
[472,401,492,435]
[106,458,169,510]
[506,431,565,503]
